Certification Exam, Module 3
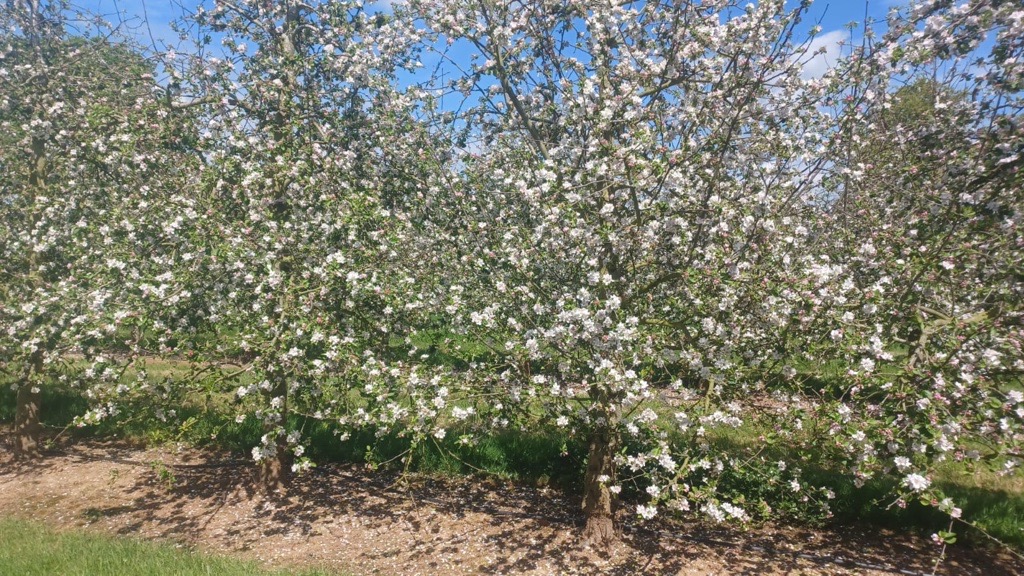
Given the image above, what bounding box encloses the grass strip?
[0,517,334,576]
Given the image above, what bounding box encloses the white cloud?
[797,29,847,80]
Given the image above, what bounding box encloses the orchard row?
[2,0,1021,547]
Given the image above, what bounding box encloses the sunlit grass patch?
[0,517,334,576]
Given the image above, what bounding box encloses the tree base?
[580,427,619,550]
[13,385,42,460]
[258,450,293,494]
[581,513,619,549]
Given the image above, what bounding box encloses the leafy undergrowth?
[0,517,333,576]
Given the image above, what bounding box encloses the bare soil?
[1,437,1020,576]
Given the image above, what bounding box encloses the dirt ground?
[1,438,1021,576]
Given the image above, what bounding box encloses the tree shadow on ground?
[1,436,1022,576]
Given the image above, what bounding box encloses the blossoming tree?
[157,0,441,490]
[1,0,194,457]
[411,0,844,545]
[4,0,1020,555]
[808,0,1023,532]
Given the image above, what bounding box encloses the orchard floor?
[1,438,1021,576]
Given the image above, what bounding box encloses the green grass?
[163,407,585,489]
[0,380,582,488]
[0,384,90,431]
[0,517,336,576]
[702,426,1024,550]
[794,466,1024,551]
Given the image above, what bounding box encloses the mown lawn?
[0,517,334,576]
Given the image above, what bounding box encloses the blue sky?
[72,0,914,90]
[78,1,905,52]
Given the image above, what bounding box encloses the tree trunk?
[259,374,292,493]
[13,353,44,459]
[258,434,293,493]
[581,427,618,548]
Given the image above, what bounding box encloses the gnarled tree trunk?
[13,383,42,459]
[581,426,618,548]
[258,434,293,493]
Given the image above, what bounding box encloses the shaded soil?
[0,437,1020,575]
